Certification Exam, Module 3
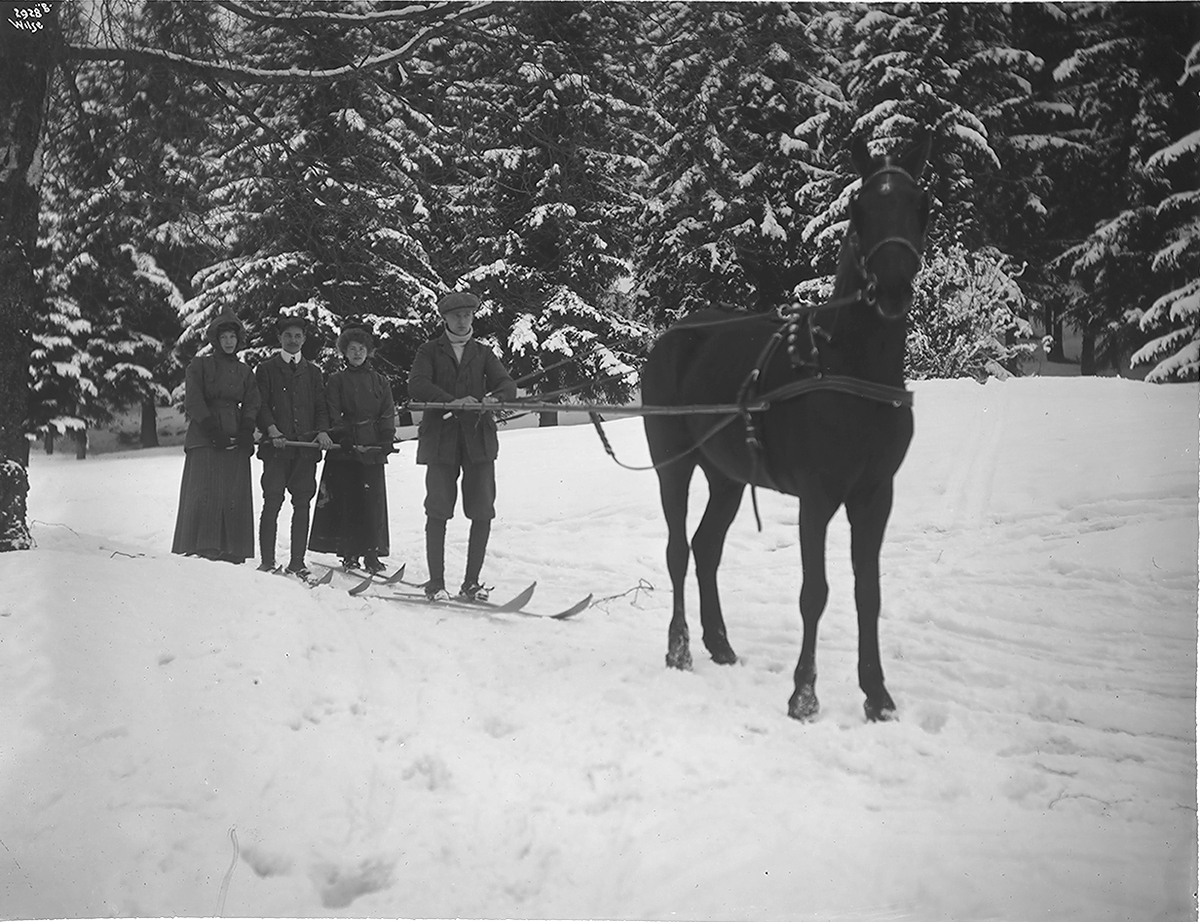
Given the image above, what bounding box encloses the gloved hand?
[236,424,256,450]
[339,433,355,452]
[201,416,232,449]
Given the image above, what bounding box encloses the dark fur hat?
[205,311,247,351]
[336,327,374,355]
[274,314,308,335]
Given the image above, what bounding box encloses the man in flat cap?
[254,314,334,578]
[408,291,517,601]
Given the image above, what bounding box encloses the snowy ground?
[0,376,1196,921]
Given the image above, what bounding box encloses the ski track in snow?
[0,377,1195,921]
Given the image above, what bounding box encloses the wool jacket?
[326,361,397,466]
[254,353,330,458]
[182,353,261,451]
[408,333,517,466]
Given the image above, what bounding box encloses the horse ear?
[850,135,873,177]
[849,194,864,233]
[902,132,932,181]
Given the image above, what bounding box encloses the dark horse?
[640,134,930,722]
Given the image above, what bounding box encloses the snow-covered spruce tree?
[906,244,1036,380]
[1,0,486,547]
[1050,4,1200,374]
[176,0,445,394]
[35,10,162,457]
[32,0,214,455]
[417,2,651,419]
[117,1,225,443]
[1129,41,1200,383]
[803,5,1046,275]
[636,3,832,322]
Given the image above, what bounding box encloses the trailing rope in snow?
[216,826,239,916]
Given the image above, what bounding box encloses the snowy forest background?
[4,0,1200,462]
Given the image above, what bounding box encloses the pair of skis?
[299,562,590,620]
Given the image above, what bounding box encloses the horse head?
[848,134,931,321]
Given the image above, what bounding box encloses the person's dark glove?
[339,433,355,452]
[200,416,231,449]
[236,424,256,450]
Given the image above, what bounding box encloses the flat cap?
[437,291,481,315]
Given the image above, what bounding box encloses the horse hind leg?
[692,464,745,665]
[652,448,697,671]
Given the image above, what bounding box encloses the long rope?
[586,410,743,472]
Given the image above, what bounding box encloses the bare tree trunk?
[1044,302,1066,362]
[43,430,53,455]
[1080,329,1096,376]
[74,428,88,460]
[0,460,32,551]
[0,8,56,551]
[141,397,159,448]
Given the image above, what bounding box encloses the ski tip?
[348,575,374,596]
[311,568,333,586]
[381,563,407,585]
[553,594,593,619]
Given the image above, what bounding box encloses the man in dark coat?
[408,291,517,601]
[254,315,334,577]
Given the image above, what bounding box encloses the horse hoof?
[704,637,738,665]
[864,697,897,722]
[665,645,693,671]
[788,686,819,722]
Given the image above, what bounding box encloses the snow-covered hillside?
[1,376,1196,921]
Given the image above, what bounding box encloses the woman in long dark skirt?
[172,311,261,563]
[308,328,396,573]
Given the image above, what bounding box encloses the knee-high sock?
[465,519,491,586]
[426,517,447,586]
[289,501,310,566]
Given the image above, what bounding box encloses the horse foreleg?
[790,493,836,721]
[692,468,745,665]
[846,481,897,722]
[657,460,695,670]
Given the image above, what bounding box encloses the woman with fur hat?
[307,327,396,573]
[171,310,262,563]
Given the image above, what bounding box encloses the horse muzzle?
[863,278,913,322]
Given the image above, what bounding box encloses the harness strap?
[757,374,913,408]
[736,328,788,532]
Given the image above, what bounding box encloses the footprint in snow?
[312,857,394,909]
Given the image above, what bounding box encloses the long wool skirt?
[308,458,389,559]
[171,446,255,561]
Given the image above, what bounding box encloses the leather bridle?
[849,163,927,321]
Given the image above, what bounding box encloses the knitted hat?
[437,291,480,316]
[336,327,374,355]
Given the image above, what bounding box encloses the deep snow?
[0,376,1196,921]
